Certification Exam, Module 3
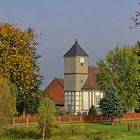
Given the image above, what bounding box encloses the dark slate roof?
[82,66,100,90]
[64,40,88,57]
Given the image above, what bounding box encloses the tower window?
[81,63,83,66]
[81,80,83,83]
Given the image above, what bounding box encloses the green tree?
[100,85,123,124]
[88,105,98,115]
[96,46,139,112]
[0,23,41,114]
[0,76,16,133]
[132,41,140,111]
[37,94,57,140]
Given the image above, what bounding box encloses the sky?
[0,0,140,89]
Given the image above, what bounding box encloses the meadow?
[0,122,140,140]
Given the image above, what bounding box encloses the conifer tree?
[100,85,123,124]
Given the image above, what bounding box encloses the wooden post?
[27,116,29,125]
[70,116,71,123]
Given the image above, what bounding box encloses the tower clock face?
[80,57,84,63]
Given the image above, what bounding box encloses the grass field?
[0,123,140,140]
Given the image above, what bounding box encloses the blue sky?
[0,0,140,89]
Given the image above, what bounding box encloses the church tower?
[64,40,88,113]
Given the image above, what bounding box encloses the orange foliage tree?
[0,23,42,115]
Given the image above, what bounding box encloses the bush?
[4,126,40,139]
[53,124,96,140]
[88,105,98,115]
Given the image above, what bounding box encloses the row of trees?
[96,43,140,119]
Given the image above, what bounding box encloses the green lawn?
[1,123,140,140]
[83,123,140,140]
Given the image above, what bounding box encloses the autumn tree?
[37,94,57,140]
[0,23,41,114]
[0,76,16,133]
[96,45,139,112]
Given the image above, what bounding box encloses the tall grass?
[0,123,140,140]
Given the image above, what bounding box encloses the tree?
[37,94,57,140]
[0,23,41,114]
[100,85,123,124]
[0,76,16,133]
[132,41,140,111]
[96,46,139,112]
[88,105,98,115]
[130,1,140,28]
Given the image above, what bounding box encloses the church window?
[95,96,101,112]
[68,96,71,100]
[76,96,79,100]
[65,101,67,105]
[76,101,79,105]
[95,96,100,106]
[65,96,67,100]
[71,101,74,105]
[68,101,71,104]
[72,96,74,100]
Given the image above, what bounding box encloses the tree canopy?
[96,45,140,112]
[0,23,41,114]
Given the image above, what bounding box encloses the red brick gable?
[44,78,64,104]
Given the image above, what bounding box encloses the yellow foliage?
[0,23,39,98]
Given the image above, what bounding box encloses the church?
[44,40,103,114]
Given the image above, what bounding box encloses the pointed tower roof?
[64,40,88,57]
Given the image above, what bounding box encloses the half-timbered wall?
[64,90,103,113]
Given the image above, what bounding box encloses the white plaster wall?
[83,91,89,110]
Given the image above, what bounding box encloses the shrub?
[88,105,98,115]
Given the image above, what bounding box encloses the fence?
[13,116,37,125]
[128,121,140,132]
[12,113,140,125]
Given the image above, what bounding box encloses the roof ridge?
[64,40,88,57]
